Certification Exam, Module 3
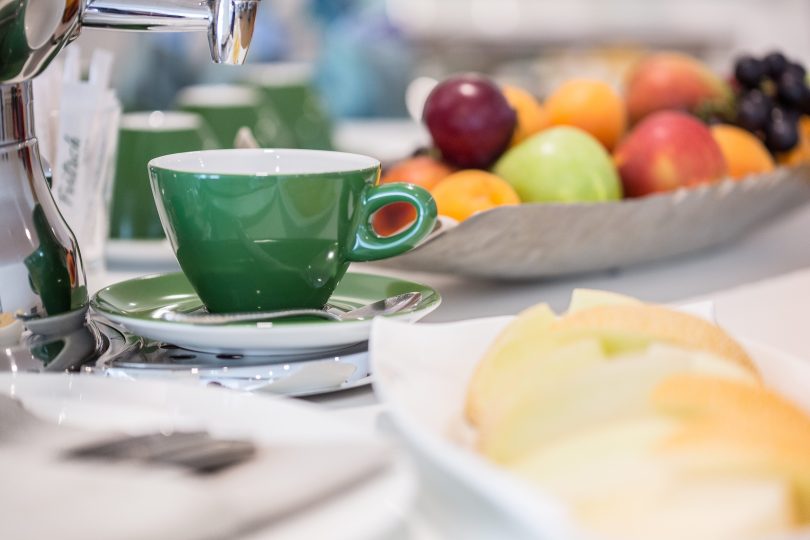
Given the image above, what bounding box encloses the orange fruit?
[778,117,810,166]
[373,156,454,236]
[431,170,520,221]
[710,124,774,180]
[545,79,627,150]
[502,84,550,146]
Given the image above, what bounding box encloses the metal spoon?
[160,292,423,325]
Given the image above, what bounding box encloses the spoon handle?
[162,308,340,325]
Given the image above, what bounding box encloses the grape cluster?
[733,52,809,153]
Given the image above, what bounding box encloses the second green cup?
[176,84,294,149]
[242,62,333,150]
[109,111,213,239]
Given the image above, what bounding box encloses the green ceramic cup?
[109,111,213,239]
[242,62,333,150]
[148,149,437,313]
[176,84,294,149]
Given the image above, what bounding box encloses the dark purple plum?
[423,73,517,169]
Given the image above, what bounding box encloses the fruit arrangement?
[465,290,810,540]
[374,50,810,236]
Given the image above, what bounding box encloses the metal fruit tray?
[376,165,810,280]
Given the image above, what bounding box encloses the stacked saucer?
[89,271,441,397]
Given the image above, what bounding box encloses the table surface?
[91,203,810,539]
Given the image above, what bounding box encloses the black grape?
[765,115,800,152]
[734,55,766,88]
[784,62,807,79]
[736,89,773,131]
[776,71,808,107]
[764,52,789,78]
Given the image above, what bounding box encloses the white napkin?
[0,396,391,540]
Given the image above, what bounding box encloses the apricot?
[373,156,454,236]
[431,170,520,222]
[710,124,774,180]
[502,84,550,146]
[545,79,627,150]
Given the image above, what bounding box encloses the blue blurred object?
[314,2,413,118]
[244,6,291,62]
[311,0,357,22]
[114,0,413,118]
[116,33,199,110]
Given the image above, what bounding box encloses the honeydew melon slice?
[654,374,810,520]
[512,417,796,540]
[567,288,642,314]
[478,346,756,464]
[467,296,759,427]
[466,303,557,424]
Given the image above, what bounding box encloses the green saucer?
[91,271,441,355]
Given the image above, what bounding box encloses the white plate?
[369,315,810,539]
[0,373,415,540]
[332,119,430,165]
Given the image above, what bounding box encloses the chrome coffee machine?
[0,0,260,334]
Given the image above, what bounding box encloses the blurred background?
[75,0,810,117]
[57,0,810,253]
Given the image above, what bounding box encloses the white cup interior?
[120,111,202,131]
[175,84,262,107]
[150,149,379,176]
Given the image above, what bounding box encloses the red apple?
[626,52,732,124]
[614,111,727,197]
[372,156,454,236]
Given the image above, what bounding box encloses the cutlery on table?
[65,431,256,474]
[1,395,255,474]
[160,291,422,325]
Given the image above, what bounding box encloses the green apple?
[493,126,622,202]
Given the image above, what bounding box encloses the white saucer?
[92,320,374,397]
[91,271,441,355]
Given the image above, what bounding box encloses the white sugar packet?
[51,46,121,270]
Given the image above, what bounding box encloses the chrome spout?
[82,0,260,65]
[81,0,210,31]
[208,0,259,65]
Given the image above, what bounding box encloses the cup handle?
[347,183,438,261]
